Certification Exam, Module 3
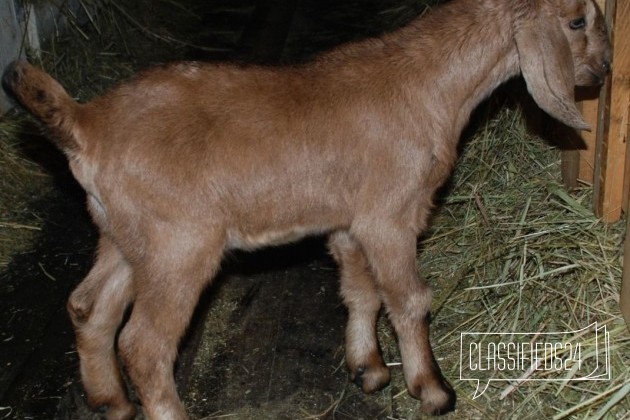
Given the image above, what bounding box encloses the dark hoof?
[416,378,456,416]
[351,364,391,394]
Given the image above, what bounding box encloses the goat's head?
[513,0,612,131]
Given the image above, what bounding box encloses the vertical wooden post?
[622,46,630,327]
[625,100,630,213]
[569,0,606,188]
[0,0,24,113]
[561,150,580,189]
[593,0,630,221]
[576,92,601,185]
[622,116,630,328]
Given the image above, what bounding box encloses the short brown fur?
[3,0,610,418]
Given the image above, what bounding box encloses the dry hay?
[377,106,629,418]
[0,0,197,271]
[0,113,47,269]
[0,0,627,418]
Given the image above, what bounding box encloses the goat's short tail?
[2,60,80,153]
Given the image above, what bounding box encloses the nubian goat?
[3,0,611,418]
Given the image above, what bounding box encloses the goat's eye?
[569,17,586,30]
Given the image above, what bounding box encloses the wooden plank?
[593,0,630,221]
[622,58,630,327]
[577,94,600,185]
[562,96,600,189]
[623,121,630,328]
[559,116,587,189]
[0,0,23,113]
[561,150,580,189]
[623,89,630,211]
[576,0,607,186]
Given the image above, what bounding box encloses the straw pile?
[0,0,202,270]
[0,0,627,418]
[0,114,45,269]
[387,104,630,419]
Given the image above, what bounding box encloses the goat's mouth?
[578,58,612,86]
[576,67,607,87]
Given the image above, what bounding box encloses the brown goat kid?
[3,0,610,418]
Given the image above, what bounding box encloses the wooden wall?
[558,0,628,324]
[567,0,630,223]
[0,0,23,113]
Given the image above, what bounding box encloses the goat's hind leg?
[67,236,136,420]
[328,231,390,393]
[118,230,226,420]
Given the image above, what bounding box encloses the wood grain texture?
[623,184,630,327]
[576,0,608,187]
[594,0,630,221]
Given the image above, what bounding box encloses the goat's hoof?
[421,388,456,416]
[351,364,391,394]
[105,402,137,420]
[409,377,456,416]
[88,396,136,420]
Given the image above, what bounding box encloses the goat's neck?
[399,2,521,146]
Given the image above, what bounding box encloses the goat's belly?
[226,226,330,250]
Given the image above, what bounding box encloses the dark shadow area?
[0,150,96,418]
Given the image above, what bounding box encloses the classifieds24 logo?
[460,322,610,398]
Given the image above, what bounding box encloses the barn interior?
[0,0,628,418]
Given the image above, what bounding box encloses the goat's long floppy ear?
[515,16,591,131]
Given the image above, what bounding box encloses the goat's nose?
[603,60,612,74]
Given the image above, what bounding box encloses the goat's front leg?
[67,236,136,420]
[328,231,391,393]
[352,222,456,415]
